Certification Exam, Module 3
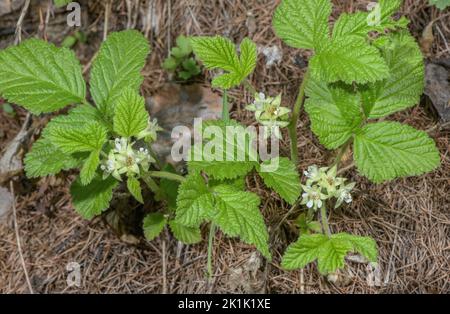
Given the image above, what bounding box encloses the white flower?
[335,182,356,209]
[301,184,327,210]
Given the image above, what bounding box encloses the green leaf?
[282,233,377,274]
[175,35,193,56]
[332,0,404,39]
[175,174,215,227]
[257,157,301,205]
[191,36,257,89]
[143,213,167,241]
[80,150,100,186]
[24,137,83,178]
[90,30,150,114]
[127,176,144,204]
[0,39,86,114]
[169,220,202,244]
[305,78,364,149]
[54,0,72,7]
[42,104,110,137]
[429,0,450,10]
[156,164,180,211]
[162,57,178,71]
[273,0,332,51]
[361,32,425,119]
[212,185,271,259]
[354,122,440,183]
[71,176,118,220]
[187,119,257,180]
[48,122,108,154]
[310,36,390,84]
[113,89,149,138]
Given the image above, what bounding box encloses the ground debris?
[425,61,450,123]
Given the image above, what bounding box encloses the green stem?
[147,171,186,183]
[222,90,229,121]
[207,222,216,279]
[332,139,352,168]
[148,146,163,170]
[288,69,310,164]
[141,174,160,194]
[320,204,332,237]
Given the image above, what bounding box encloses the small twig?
[103,0,112,41]
[10,182,34,294]
[14,0,31,45]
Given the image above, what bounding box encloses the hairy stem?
[288,69,310,164]
[141,174,160,194]
[320,204,332,237]
[222,90,229,121]
[207,222,216,279]
[243,79,257,95]
[147,171,186,183]
[332,139,352,168]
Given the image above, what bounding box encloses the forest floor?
[0,0,449,294]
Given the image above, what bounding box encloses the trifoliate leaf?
[191,36,257,89]
[282,233,376,274]
[143,213,167,241]
[257,157,301,205]
[354,122,440,183]
[429,0,450,10]
[310,36,390,84]
[127,176,144,204]
[80,150,100,186]
[273,0,332,51]
[212,185,271,259]
[169,220,202,244]
[0,39,86,114]
[175,174,215,227]
[361,32,425,119]
[90,30,150,114]
[113,89,149,138]
[48,122,108,154]
[71,175,118,220]
[24,137,83,178]
[305,78,364,149]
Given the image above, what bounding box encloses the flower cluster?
[246,92,290,139]
[301,165,356,210]
[100,137,155,181]
[137,118,163,143]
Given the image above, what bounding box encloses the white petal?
[306,200,314,208]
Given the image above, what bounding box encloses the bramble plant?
[162,35,201,81]
[273,0,440,275]
[177,36,301,276]
[0,30,196,243]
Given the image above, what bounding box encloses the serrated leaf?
[48,122,108,154]
[169,220,202,244]
[0,39,86,114]
[90,30,150,114]
[113,89,149,138]
[191,36,257,89]
[212,185,271,259]
[80,150,100,186]
[361,32,425,119]
[24,137,83,178]
[332,0,404,39]
[305,78,364,149]
[175,174,215,227]
[143,213,167,241]
[354,122,440,183]
[127,176,143,204]
[282,233,376,274]
[42,104,110,138]
[310,36,390,84]
[273,0,331,51]
[187,119,257,180]
[257,157,300,205]
[71,176,118,220]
